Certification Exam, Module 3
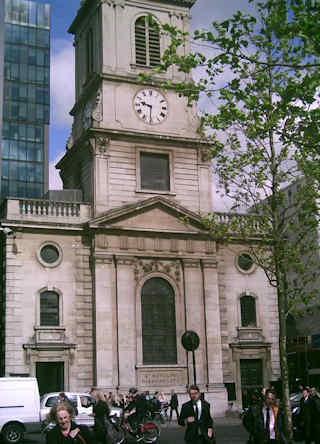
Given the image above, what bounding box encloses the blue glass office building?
[0,0,50,199]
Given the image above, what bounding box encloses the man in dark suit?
[178,385,214,444]
[169,389,179,422]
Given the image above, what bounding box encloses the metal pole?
[192,350,197,385]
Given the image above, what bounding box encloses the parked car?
[40,392,123,430]
[0,377,41,444]
[40,392,95,428]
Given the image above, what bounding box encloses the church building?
[0,0,280,414]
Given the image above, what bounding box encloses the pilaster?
[88,136,110,216]
[202,258,228,415]
[115,255,136,389]
[94,254,116,388]
[202,258,223,385]
[182,259,206,387]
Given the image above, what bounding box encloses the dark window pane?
[10,141,19,160]
[40,245,60,264]
[2,140,10,158]
[238,253,254,271]
[1,180,9,198]
[140,152,170,191]
[19,163,27,181]
[28,28,36,45]
[141,277,177,364]
[240,295,257,327]
[19,124,26,140]
[9,180,18,196]
[18,142,27,161]
[29,2,37,25]
[2,161,9,179]
[5,24,12,42]
[40,291,59,326]
[28,48,37,65]
[19,102,27,120]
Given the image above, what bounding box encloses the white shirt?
[263,406,276,440]
[194,399,202,420]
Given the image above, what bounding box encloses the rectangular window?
[140,151,170,191]
[40,292,59,326]
[2,141,10,158]
[5,24,11,42]
[28,2,37,25]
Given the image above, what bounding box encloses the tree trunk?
[277,263,293,443]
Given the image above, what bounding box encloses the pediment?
[89,196,206,234]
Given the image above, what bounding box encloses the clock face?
[134,88,168,124]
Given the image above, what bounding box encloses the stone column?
[115,256,136,390]
[202,258,228,415]
[183,259,206,387]
[95,254,116,389]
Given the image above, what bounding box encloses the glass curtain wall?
[1,0,50,199]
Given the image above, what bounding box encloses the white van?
[0,377,41,444]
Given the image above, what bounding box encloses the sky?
[39,0,255,203]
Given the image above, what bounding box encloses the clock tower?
[57,0,212,217]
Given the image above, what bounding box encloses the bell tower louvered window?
[135,16,160,67]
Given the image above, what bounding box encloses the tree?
[145,0,320,441]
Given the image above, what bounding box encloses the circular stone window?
[37,242,62,268]
[237,252,255,273]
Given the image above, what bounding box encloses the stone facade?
[0,0,280,414]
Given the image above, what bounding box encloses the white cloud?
[50,39,75,128]
[49,153,64,190]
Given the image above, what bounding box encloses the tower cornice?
[69,0,196,34]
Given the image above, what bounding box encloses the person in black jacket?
[178,385,214,444]
[46,402,96,444]
[89,389,110,444]
[310,387,320,444]
[300,388,312,444]
[169,389,179,422]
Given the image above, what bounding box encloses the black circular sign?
[181,330,200,351]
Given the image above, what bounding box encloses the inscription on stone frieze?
[137,368,187,387]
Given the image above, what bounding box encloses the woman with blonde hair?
[46,402,95,444]
[90,390,110,443]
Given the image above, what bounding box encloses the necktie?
[195,403,199,420]
[265,407,270,441]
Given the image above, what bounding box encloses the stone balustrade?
[2,198,91,224]
[214,212,265,233]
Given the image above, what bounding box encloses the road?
[23,421,250,444]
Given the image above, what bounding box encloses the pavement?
[23,416,249,444]
[156,418,249,443]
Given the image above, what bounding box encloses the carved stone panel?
[137,366,187,388]
[134,259,181,283]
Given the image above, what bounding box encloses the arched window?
[135,16,160,67]
[240,295,257,327]
[40,291,59,326]
[141,277,177,364]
